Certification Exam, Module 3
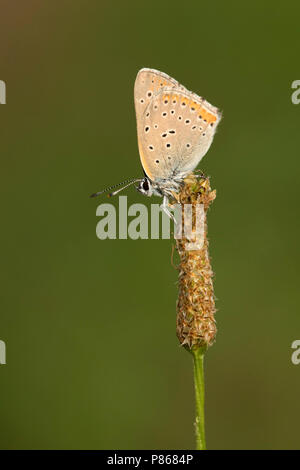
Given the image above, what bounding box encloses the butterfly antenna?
[90,178,142,198]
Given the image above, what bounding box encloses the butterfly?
[91,68,222,219]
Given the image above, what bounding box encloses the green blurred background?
[1,0,300,450]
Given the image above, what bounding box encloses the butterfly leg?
[160,195,176,223]
[194,169,205,178]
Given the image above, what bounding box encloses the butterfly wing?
[134,68,189,179]
[135,82,221,181]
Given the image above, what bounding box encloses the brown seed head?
[174,173,217,351]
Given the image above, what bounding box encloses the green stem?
[192,349,206,450]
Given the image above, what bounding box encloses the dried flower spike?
[174,173,217,351]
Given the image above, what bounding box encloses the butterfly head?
[136,177,154,197]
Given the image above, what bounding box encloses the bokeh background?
[1,0,300,450]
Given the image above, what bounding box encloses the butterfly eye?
[143,180,149,191]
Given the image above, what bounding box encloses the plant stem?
[192,348,206,450]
